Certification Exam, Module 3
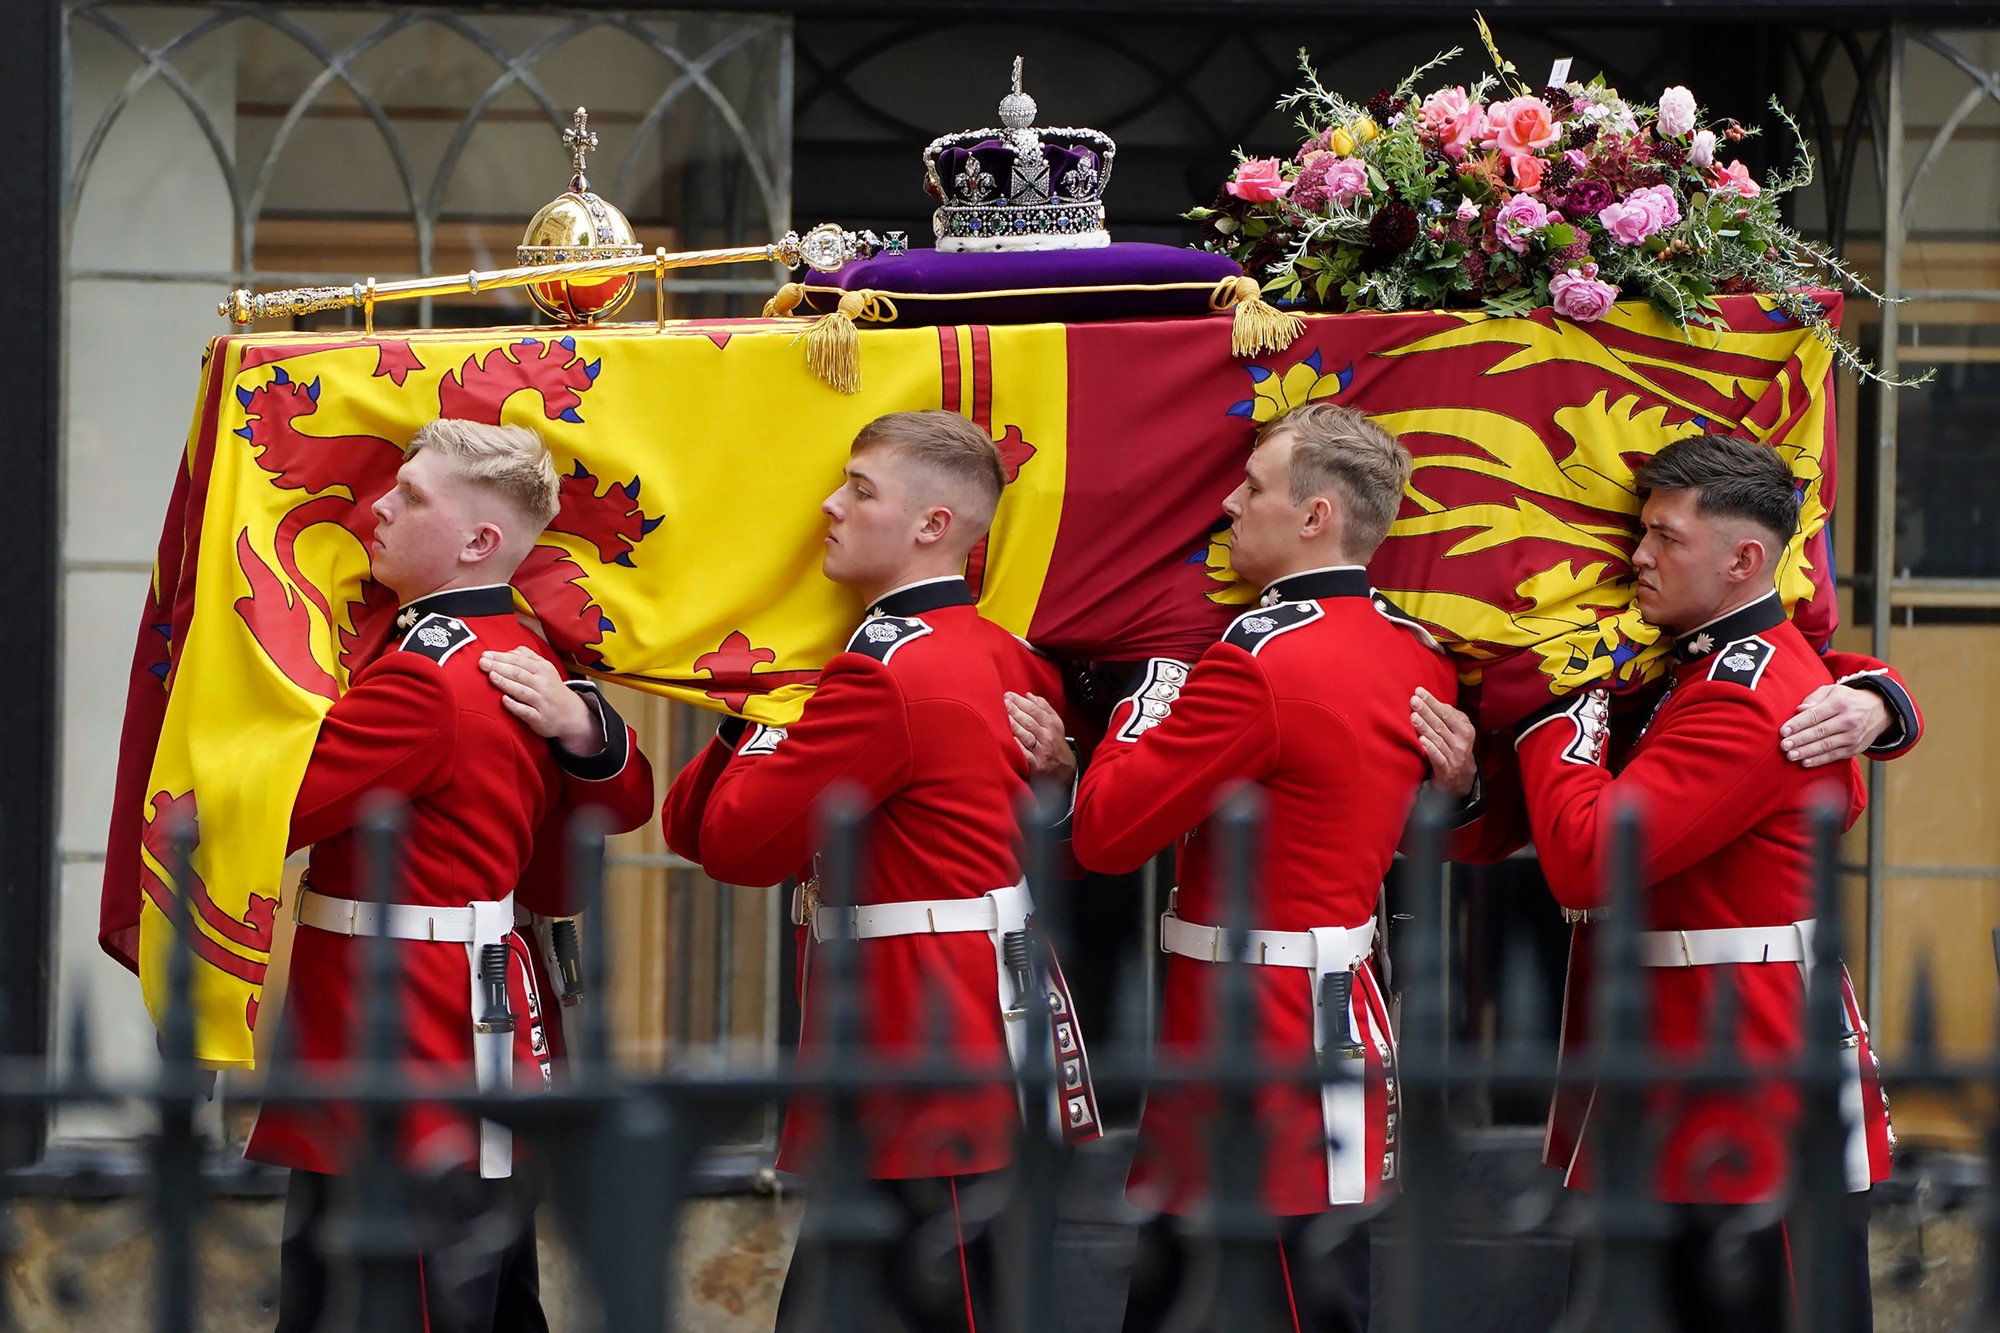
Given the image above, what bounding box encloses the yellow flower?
[1352,117,1380,145]
[1328,127,1356,156]
[1245,355,1347,422]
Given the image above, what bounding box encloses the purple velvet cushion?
[804,243,1244,327]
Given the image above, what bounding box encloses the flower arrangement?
[1188,26,1893,376]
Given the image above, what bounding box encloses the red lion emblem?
[138,789,275,990]
[229,337,613,688]
[439,336,598,425]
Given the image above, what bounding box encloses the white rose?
[1690,128,1717,169]
[1658,86,1697,138]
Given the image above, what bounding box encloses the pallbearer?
[1066,403,1456,1333]
[252,420,654,1333]
[663,410,1097,1333]
[1509,433,1895,1333]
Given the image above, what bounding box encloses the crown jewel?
[923,58,1115,253]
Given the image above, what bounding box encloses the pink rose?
[1420,87,1487,160]
[1596,185,1681,245]
[1494,193,1550,254]
[1323,156,1370,203]
[1456,196,1481,222]
[1510,153,1547,192]
[1657,86,1697,138]
[1565,148,1590,170]
[1226,157,1292,202]
[1632,184,1681,229]
[1710,159,1762,198]
[1550,264,1619,322]
[1483,96,1559,158]
[1597,199,1652,245]
[1690,129,1717,169]
[1290,153,1370,210]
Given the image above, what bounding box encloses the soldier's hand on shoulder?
[1413,687,1477,798]
[1782,682,1891,768]
[480,647,601,756]
[1006,691,1075,787]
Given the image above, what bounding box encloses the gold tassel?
[799,289,868,394]
[762,281,806,318]
[1213,275,1304,357]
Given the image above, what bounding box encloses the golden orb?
[517,108,644,323]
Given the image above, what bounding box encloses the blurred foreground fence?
[9,787,1999,1331]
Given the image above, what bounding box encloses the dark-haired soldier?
[1510,434,1894,1333]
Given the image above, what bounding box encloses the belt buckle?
[799,876,820,928]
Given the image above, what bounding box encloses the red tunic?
[247,584,651,1175]
[663,577,1063,1180]
[1073,567,1458,1215]
[1513,593,1895,1203]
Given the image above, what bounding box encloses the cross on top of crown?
[563,107,598,190]
[998,55,1037,131]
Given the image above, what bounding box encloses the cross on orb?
[563,107,598,188]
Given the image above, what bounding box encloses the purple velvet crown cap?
[931,141,1104,205]
[803,242,1245,328]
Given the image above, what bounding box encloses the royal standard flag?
[102,294,1843,1064]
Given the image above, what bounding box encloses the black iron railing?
[12,787,1997,1331]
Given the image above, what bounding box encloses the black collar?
[870,577,976,618]
[395,584,516,631]
[1670,593,1786,663]
[1260,567,1371,606]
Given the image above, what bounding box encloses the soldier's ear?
[463,521,505,562]
[1725,534,1767,584]
[1301,493,1342,544]
[1299,494,1328,536]
[913,504,955,548]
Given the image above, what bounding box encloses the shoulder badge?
[1708,635,1776,689]
[398,612,476,665]
[846,614,932,663]
[1223,600,1322,656]
[1370,592,1444,652]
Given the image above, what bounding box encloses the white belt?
[792,883,1001,943]
[1159,910,1375,970]
[788,880,1098,1138]
[294,887,518,1179]
[1627,917,1875,1194]
[1633,921,1815,968]
[295,888,512,944]
[1161,909,1383,1206]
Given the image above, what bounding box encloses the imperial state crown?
[922,57,1115,252]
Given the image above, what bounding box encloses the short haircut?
[851,410,1006,531]
[1255,402,1412,559]
[406,419,561,529]
[1634,433,1799,549]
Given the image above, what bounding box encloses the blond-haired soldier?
[252,420,640,1333]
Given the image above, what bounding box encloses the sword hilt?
[551,917,585,1008]
[1320,969,1366,1063]
[1002,929,1033,1018]
[475,942,515,1034]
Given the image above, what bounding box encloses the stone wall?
[0,1186,1979,1331]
